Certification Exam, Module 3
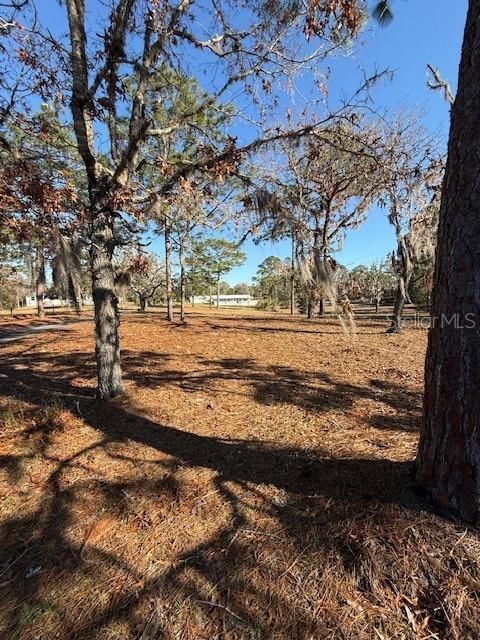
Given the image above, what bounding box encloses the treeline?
[252,254,434,314]
[0,236,247,317]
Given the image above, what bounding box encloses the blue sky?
[225,0,467,284]
[161,0,467,284]
[39,0,467,284]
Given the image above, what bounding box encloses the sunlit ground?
[1,307,479,639]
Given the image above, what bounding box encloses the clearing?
[1,308,479,639]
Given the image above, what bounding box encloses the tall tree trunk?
[312,216,331,319]
[318,298,325,317]
[90,207,123,400]
[290,230,295,315]
[387,235,412,333]
[73,283,82,315]
[68,275,82,315]
[216,276,220,309]
[35,245,46,319]
[165,216,174,322]
[416,1,480,523]
[307,297,314,319]
[69,243,83,315]
[307,223,322,320]
[387,275,410,333]
[179,241,186,322]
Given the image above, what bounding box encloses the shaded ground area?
[0,318,92,344]
[0,308,479,639]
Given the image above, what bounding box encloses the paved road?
[0,319,90,344]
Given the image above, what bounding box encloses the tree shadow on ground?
[0,347,422,431]
[0,346,442,639]
[122,351,422,429]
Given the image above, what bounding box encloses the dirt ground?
[1,307,480,639]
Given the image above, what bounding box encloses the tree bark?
[318,298,325,317]
[312,217,331,319]
[179,243,186,322]
[216,276,220,309]
[35,245,46,319]
[307,298,314,319]
[90,206,123,400]
[386,275,410,333]
[66,0,122,399]
[290,230,295,315]
[69,241,83,315]
[416,0,480,523]
[387,234,412,333]
[165,216,174,322]
[68,275,82,315]
[139,295,147,312]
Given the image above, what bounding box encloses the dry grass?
[1,307,480,639]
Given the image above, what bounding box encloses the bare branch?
[427,63,454,105]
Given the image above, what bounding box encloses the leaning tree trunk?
[416,0,480,523]
[165,217,174,322]
[90,206,123,400]
[35,245,46,319]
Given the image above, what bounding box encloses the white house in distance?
[19,292,68,309]
[18,291,93,309]
[191,294,258,307]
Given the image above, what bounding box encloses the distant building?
[191,294,257,307]
[19,292,65,308]
[19,291,93,308]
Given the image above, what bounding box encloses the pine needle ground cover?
[1,308,479,639]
